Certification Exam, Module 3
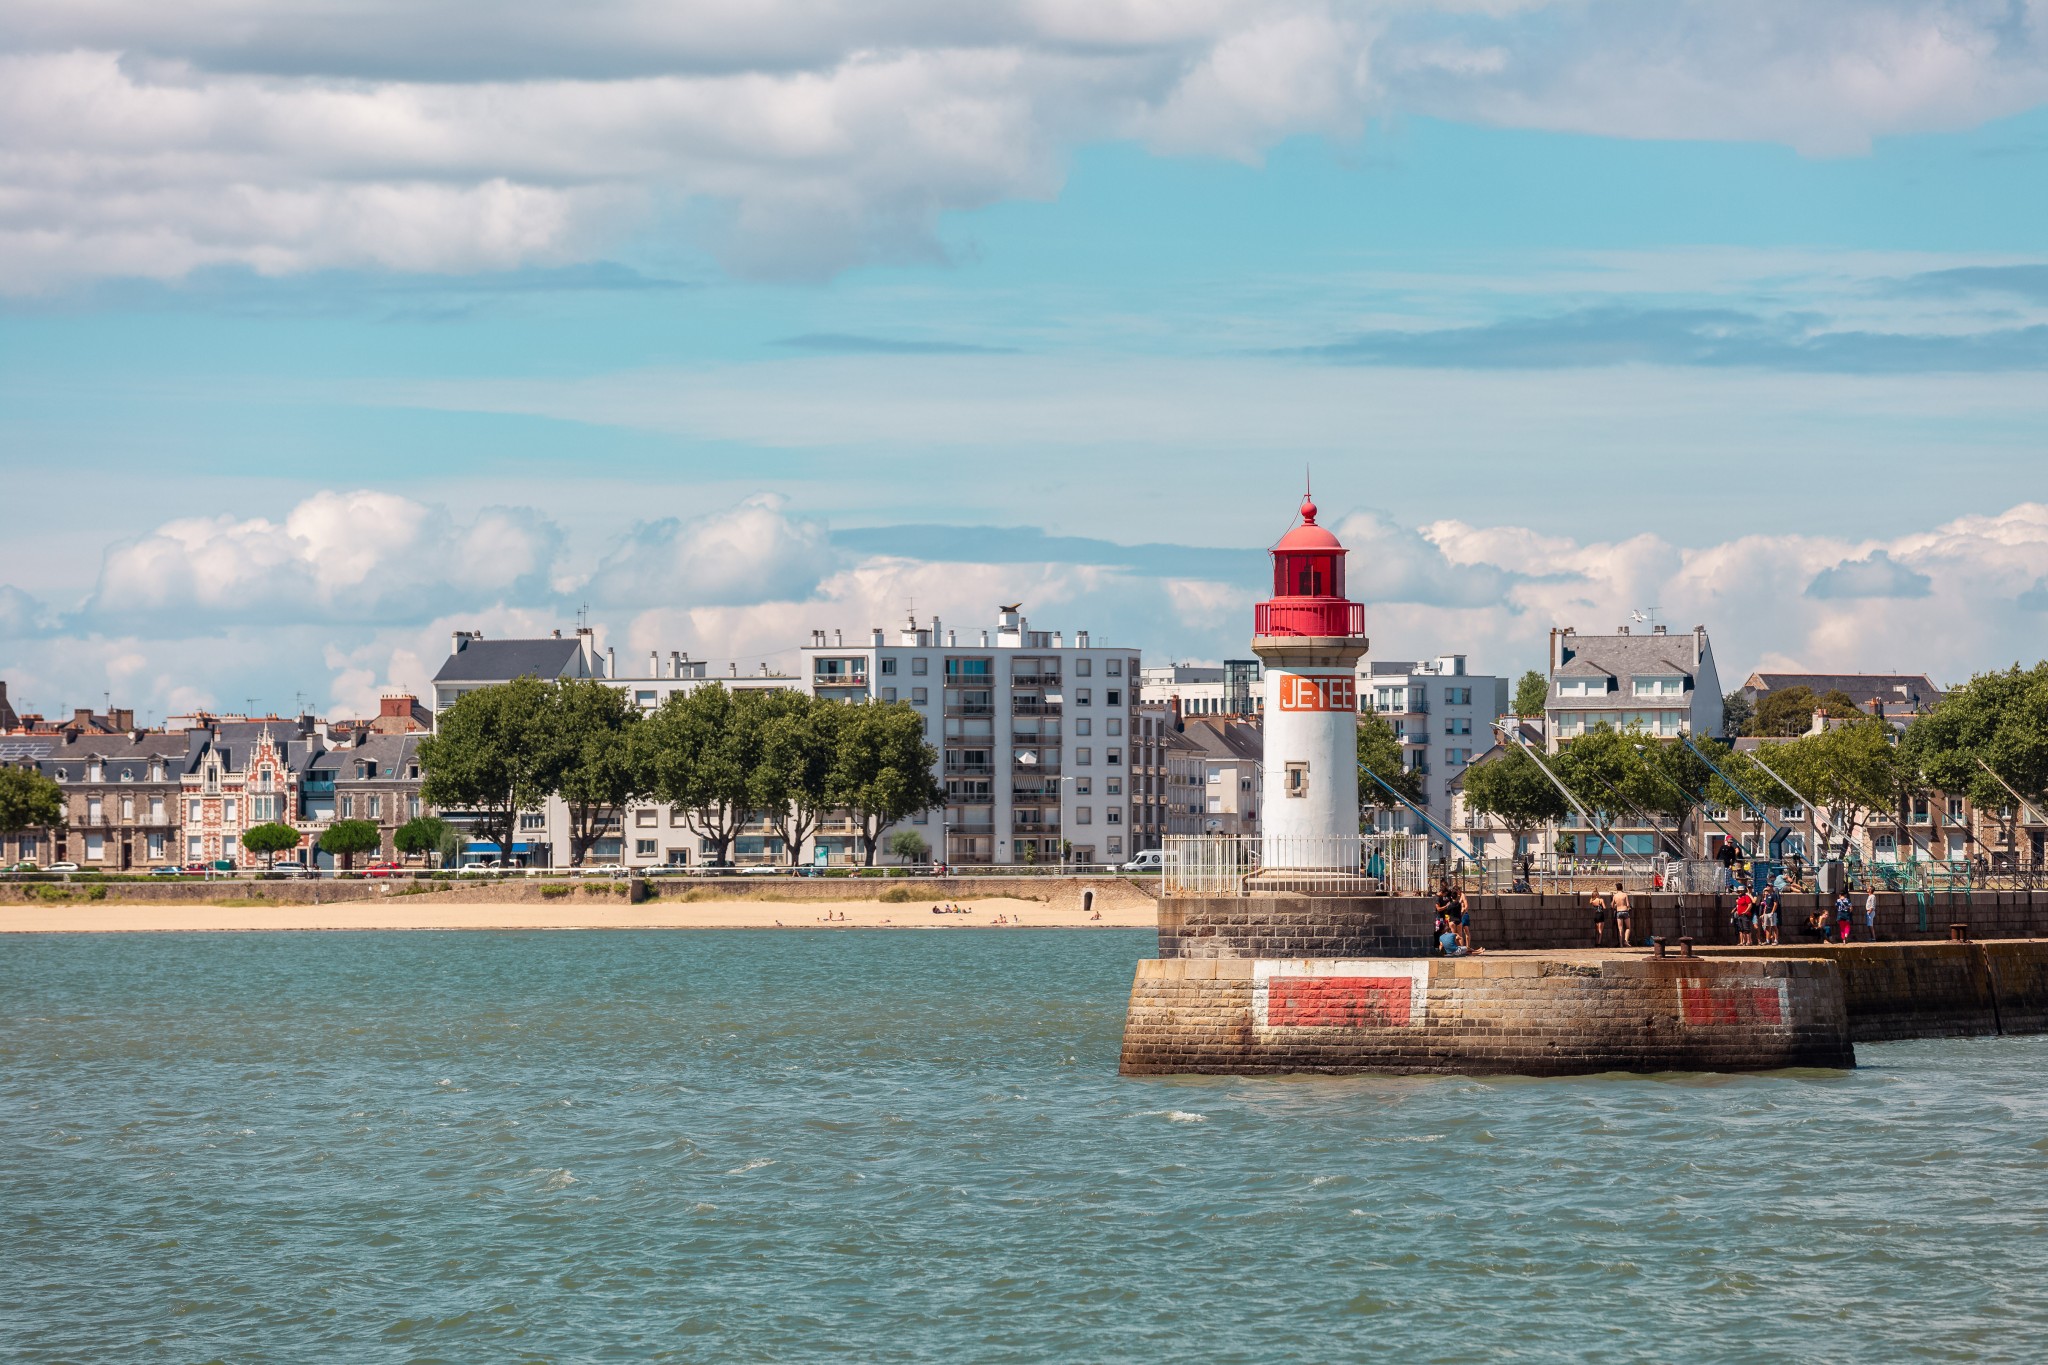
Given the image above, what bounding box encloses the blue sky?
[2,1,2046,720]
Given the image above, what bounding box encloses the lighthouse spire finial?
[1300,466,1317,525]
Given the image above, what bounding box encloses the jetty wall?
[1696,940,2048,1042]
[1119,953,1852,1076]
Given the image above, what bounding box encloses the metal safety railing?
[1163,833,1428,897]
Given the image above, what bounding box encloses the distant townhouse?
[21,731,188,870]
[1741,671,1942,726]
[1158,723,1208,838]
[179,719,321,869]
[1180,715,1262,838]
[1361,654,1509,840]
[304,733,426,866]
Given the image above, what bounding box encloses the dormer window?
[1633,676,1686,698]
[1558,678,1610,697]
[120,768,134,782]
[87,761,104,782]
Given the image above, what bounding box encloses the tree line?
[417,678,944,867]
[1465,662,2048,864]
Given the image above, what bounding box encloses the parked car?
[181,862,211,876]
[739,864,786,876]
[700,861,737,876]
[149,865,185,877]
[46,861,83,873]
[363,862,406,879]
[1120,849,1164,874]
[7,860,38,873]
[579,863,626,878]
[269,862,314,878]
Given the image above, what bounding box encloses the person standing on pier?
[1864,890,1879,942]
[1610,882,1635,947]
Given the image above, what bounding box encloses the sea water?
[4,929,2046,1362]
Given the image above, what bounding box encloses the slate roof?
[32,732,191,782]
[1743,672,1941,711]
[1550,631,1704,710]
[1181,716,1264,765]
[433,638,585,684]
[312,734,422,782]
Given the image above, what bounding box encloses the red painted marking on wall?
[1678,983,1784,1026]
[1266,977,1412,1027]
[1277,674,1357,713]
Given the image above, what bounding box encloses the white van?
[1120,849,1163,873]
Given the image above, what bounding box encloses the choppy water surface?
[5,930,2047,1362]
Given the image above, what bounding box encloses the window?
[1076,807,1093,825]
[222,834,238,856]
[813,657,867,683]
[635,839,657,858]
[88,761,104,782]
[1108,837,1123,856]
[635,690,657,707]
[1633,677,1685,697]
[881,687,897,702]
[1076,688,1092,705]
[1077,659,1092,677]
[147,832,166,859]
[1107,660,1122,677]
[1106,807,1122,825]
[1076,748,1092,765]
[1107,778,1122,796]
[1445,717,1471,735]
[912,658,928,676]
[1076,718,1092,736]
[149,796,164,822]
[912,811,928,825]
[188,836,202,859]
[88,797,103,823]
[1207,795,1223,813]
[1948,798,1966,823]
[341,795,353,818]
[409,797,422,819]
[224,798,237,823]
[1107,748,1122,766]
[1780,806,1805,821]
[1107,718,1122,736]
[912,687,928,704]
[636,809,657,827]
[1075,777,1092,795]
[880,658,898,675]
[189,799,202,822]
[367,795,382,819]
[85,833,104,861]
[1283,760,1318,799]
[1912,798,1930,824]
[519,812,546,831]
[1446,686,1473,705]
[1207,766,1222,784]
[1106,689,1121,706]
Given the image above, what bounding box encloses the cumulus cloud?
[86,489,564,627]
[583,495,836,608]
[3,1,2045,288]
[0,585,54,638]
[1805,549,1935,599]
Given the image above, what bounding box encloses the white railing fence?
[1163,834,1429,897]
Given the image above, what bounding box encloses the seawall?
[1696,940,2048,1042]
[1119,952,1853,1076]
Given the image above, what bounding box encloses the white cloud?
[87,489,564,626]
[584,495,836,608]
[2,2,2044,287]
[9,487,2048,726]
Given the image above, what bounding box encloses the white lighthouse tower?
[1253,491,1370,868]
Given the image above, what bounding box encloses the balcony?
[946,790,994,805]
[946,702,994,717]
[1012,757,1061,775]
[1254,599,1365,639]
[1012,699,1063,716]
[1014,820,1061,835]
[944,762,994,778]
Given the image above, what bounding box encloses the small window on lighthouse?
[1284,762,1309,798]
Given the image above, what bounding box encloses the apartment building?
[1546,624,1723,747]
[1139,661,1263,718]
[800,606,1142,866]
[1361,655,1510,839]
[303,733,427,866]
[18,732,189,870]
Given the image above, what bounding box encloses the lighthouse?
[1253,492,1369,866]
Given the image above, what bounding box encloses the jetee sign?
[1276,673,1356,713]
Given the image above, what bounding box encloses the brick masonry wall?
[1474,891,2048,952]
[1159,894,1437,960]
[1120,954,1853,1077]
[1695,939,2048,1042]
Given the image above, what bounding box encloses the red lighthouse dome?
[1255,493,1366,639]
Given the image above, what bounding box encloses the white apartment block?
[1361,655,1509,841]
[801,607,1143,866]
[1545,624,1723,748]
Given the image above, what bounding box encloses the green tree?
[1553,725,1688,856]
[1720,690,1755,738]
[886,829,932,864]
[550,677,645,866]
[320,818,383,871]
[1768,716,1900,861]
[241,822,303,862]
[1900,662,2048,862]
[0,765,64,837]
[418,676,561,870]
[752,691,843,864]
[1816,688,1864,720]
[393,815,452,862]
[1356,709,1424,815]
[1459,743,1569,857]
[829,701,943,866]
[1748,685,1817,737]
[636,684,766,866]
[1512,670,1549,718]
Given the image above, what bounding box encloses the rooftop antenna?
[576,602,590,631]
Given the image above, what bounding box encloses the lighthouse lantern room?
[1252,492,1371,864]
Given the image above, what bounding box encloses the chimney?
[872,627,885,646]
[649,650,659,679]
[605,646,616,679]
[1053,631,1063,649]
[450,630,470,656]
[729,662,738,677]
[552,628,561,638]
[931,616,941,645]
[947,629,957,646]
[1652,624,1667,635]
[834,629,844,647]
[980,630,990,646]
[1077,631,1089,648]
[669,650,682,679]
[1617,625,1630,635]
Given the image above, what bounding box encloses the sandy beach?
[0,895,1155,934]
